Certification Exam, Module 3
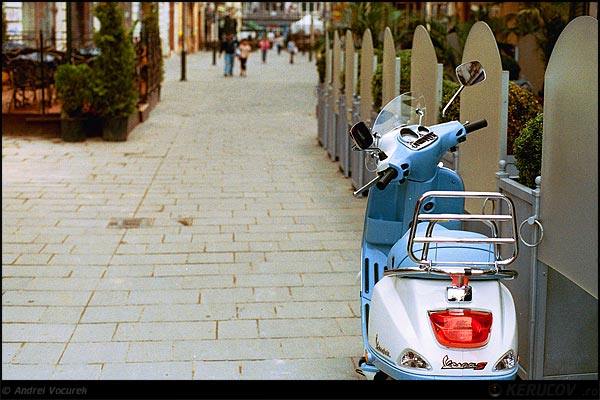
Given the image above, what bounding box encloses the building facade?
[3,2,597,59]
[3,2,316,57]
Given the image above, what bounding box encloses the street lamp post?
[66,2,72,64]
[180,2,187,81]
[212,2,218,66]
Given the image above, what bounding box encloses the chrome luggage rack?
[384,191,519,280]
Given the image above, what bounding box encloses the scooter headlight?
[398,349,431,370]
[494,350,516,371]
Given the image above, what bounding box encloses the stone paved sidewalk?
[2,49,367,380]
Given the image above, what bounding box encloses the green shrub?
[513,113,543,189]
[397,49,412,94]
[438,80,541,154]
[54,63,92,118]
[507,81,543,154]
[372,49,411,112]
[438,79,461,123]
[372,63,383,112]
[316,48,326,84]
[360,51,542,175]
[90,2,138,119]
[314,35,326,84]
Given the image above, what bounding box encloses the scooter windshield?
[371,92,426,137]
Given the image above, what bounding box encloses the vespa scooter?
[350,61,520,380]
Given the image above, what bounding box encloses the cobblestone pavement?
[2,49,368,380]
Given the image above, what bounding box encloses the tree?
[504,2,571,65]
[333,2,409,49]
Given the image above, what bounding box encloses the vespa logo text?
[441,355,487,371]
[375,334,391,358]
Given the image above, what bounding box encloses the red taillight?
[429,309,492,348]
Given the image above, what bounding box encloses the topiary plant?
[54,63,92,118]
[90,2,138,119]
[513,113,543,189]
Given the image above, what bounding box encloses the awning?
[242,21,266,31]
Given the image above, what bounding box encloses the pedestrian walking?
[237,39,252,77]
[259,35,270,63]
[274,33,285,55]
[220,33,237,77]
[287,39,298,64]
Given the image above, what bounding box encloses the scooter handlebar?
[375,168,399,190]
[463,119,488,134]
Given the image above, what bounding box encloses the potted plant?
[90,2,138,142]
[54,63,92,142]
[513,113,543,189]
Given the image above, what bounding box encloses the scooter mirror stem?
[441,85,464,117]
[416,108,424,126]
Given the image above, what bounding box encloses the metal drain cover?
[107,218,154,229]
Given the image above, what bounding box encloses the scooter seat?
[387,222,495,269]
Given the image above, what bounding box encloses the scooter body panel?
[366,276,518,380]
[359,167,468,365]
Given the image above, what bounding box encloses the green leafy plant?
[90,2,138,119]
[438,79,461,123]
[316,46,326,84]
[372,49,411,112]
[54,63,92,118]
[513,113,543,188]
[505,2,571,66]
[438,80,542,154]
[507,81,543,154]
[333,2,408,49]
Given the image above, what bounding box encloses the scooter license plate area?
[447,285,472,302]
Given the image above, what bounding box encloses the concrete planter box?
[496,166,597,380]
[316,83,328,148]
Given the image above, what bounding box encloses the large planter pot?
[83,114,103,138]
[102,116,129,142]
[60,117,87,142]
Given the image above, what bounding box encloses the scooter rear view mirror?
[349,121,374,150]
[442,61,486,117]
[456,61,486,87]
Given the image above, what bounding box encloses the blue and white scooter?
[351,61,520,380]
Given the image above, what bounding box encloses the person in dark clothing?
[220,33,237,77]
